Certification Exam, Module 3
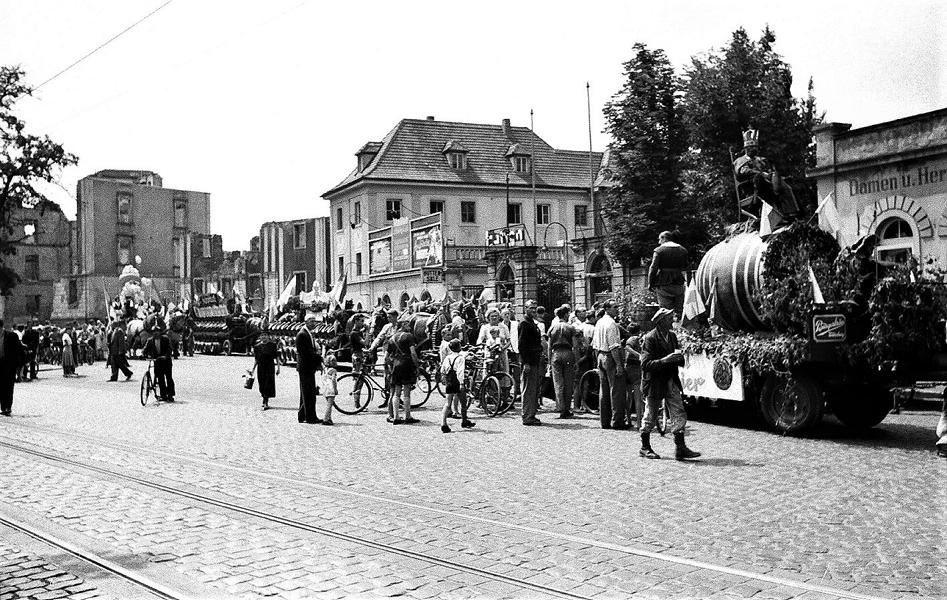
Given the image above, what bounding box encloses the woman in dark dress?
[253,333,279,410]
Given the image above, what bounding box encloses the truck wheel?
[758,373,824,435]
[830,386,891,430]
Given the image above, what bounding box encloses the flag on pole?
[276,277,295,309]
[759,202,775,237]
[328,272,348,308]
[816,192,845,246]
[808,264,826,304]
[708,279,719,325]
[682,278,706,322]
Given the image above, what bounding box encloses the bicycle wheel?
[140,372,152,406]
[657,400,669,436]
[481,376,508,416]
[491,371,516,415]
[334,373,373,415]
[411,369,433,409]
[577,369,600,411]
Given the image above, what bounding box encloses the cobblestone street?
[1,355,944,600]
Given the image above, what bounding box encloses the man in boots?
[639,308,700,460]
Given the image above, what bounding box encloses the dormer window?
[442,139,469,170]
[355,142,382,172]
[505,143,531,173]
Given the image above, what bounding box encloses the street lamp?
[541,221,569,252]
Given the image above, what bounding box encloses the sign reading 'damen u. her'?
[848,163,946,196]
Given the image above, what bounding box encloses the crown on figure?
[743,128,759,149]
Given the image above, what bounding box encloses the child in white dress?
[321,354,339,425]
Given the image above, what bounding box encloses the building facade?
[0,201,73,323]
[259,218,331,309]
[55,170,211,319]
[323,117,602,314]
[190,234,250,302]
[809,108,947,269]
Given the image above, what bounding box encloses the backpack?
[443,355,461,393]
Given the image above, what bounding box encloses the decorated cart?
[190,294,261,355]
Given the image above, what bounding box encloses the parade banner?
[369,238,392,274]
[412,224,443,267]
[678,352,745,401]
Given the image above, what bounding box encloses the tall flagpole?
[587,82,595,223]
[530,109,536,246]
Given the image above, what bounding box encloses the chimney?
[426,116,435,121]
[501,118,512,137]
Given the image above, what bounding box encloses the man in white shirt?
[591,299,627,429]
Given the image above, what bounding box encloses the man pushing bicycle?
[143,322,175,401]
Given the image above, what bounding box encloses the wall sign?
[412,225,443,267]
[369,238,392,274]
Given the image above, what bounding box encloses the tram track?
[0,422,890,600]
[0,437,593,600]
[0,513,190,600]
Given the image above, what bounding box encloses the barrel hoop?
[728,234,755,330]
[743,240,765,327]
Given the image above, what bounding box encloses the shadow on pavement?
[689,457,765,467]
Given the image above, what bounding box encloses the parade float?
[190,293,261,355]
[263,280,343,366]
[673,220,947,435]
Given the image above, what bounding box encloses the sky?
[2,0,944,249]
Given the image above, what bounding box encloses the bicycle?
[140,360,164,406]
[78,341,96,366]
[576,368,668,434]
[333,360,433,415]
[459,347,517,417]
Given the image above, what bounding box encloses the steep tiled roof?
[324,118,603,196]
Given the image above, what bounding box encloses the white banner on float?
[679,352,745,401]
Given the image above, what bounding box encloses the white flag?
[682,278,706,321]
[816,192,846,246]
[276,277,295,309]
[759,202,774,237]
[808,264,825,304]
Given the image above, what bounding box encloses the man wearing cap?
[517,300,543,425]
[296,314,325,424]
[143,321,175,401]
[592,299,627,429]
[639,307,700,460]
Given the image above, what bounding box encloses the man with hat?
[143,319,175,401]
[591,298,627,429]
[297,312,324,423]
[733,127,802,225]
[639,307,700,460]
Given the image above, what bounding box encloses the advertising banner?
[412,225,443,267]
[369,238,392,274]
[486,225,526,247]
[678,352,745,401]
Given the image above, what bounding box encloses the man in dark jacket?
[108,321,134,381]
[647,231,689,318]
[143,323,175,401]
[21,320,40,381]
[296,314,324,424]
[518,300,543,426]
[0,319,26,416]
[639,308,699,460]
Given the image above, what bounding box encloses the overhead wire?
[34,0,175,90]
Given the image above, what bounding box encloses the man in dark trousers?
[21,320,40,381]
[639,308,700,461]
[647,230,689,318]
[296,314,324,424]
[143,323,175,401]
[108,321,134,381]
[0,319,25,416]
[518,300,543,426]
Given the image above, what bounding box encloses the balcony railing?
[444,245,486,264]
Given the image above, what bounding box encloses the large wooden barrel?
[695,232,768,331]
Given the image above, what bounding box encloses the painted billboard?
[412,225,443,268]
[369,238,392,274]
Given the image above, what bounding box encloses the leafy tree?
[0,66,78,294]
[601,44,692,266]
[679,27,821,231]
